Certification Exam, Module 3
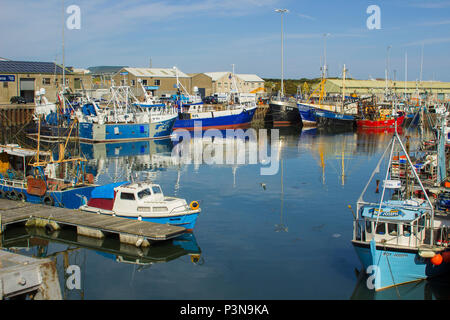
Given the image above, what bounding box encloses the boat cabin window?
[152,186,162,194]
[137,188,151,199]
[120,192,135,200]
[388,223,398,236]
[376,223,386,235]
[365,220,372,233]
[403,224,411,237]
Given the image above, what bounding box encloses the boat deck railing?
[0,177,26,189]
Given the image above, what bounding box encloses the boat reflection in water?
[350,268,450,300]
[1,225,202,298]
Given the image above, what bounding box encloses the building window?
[3,82,7,88]
[142,79,148,85]
[154,79,160,86]
[42,78,51,85]
[131,80,135,86]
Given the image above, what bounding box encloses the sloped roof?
[88,66,127,75]
[236,74,264,82]
[204,72,229,81]
[204,72,264,82]
[122,67,189,78]
[0,60,72,74]
[313,79,450,94]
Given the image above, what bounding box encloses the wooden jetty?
[0,249,62,299]
[0,199,187,247]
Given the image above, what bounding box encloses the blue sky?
[1,0,449,80]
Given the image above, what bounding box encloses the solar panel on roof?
[0,61,71,74]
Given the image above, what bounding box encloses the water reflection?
[1,226,202,299]
[350,268,450,300]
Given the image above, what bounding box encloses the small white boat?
[34,88,56,119]
[79,181,201,230]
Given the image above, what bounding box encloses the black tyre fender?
[17,192,26,201]
[43,195,55,206]
[9,190,18,200]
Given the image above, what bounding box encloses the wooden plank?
[0,199,35,211]
[0,199,186,241]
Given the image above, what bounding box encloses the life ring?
[17,192,26,202]
[43,195,55,206]
[190,201,200,210]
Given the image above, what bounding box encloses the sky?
[0,0,449,81]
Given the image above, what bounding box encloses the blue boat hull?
[79,117,176,143]
[297,103,317,126]
[112,212,200,230]
[353,241,450,291]
[314,109,356,128]
[173,108,256,130]
[0,185,95,209]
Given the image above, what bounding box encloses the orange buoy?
[189,201,199,210]
[431,253,443,266]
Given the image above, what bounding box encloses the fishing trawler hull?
[0,184,95,209]
[352,241,450,291]
[78,116,176,143]
[26,124,78,142]
[173,106,256,130]
[266,100,302,127]
[297,103,317,126]
[314,109,356,128]
[357,115,405,129]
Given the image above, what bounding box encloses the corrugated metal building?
[313,79,450,101]
[112,67,191,98]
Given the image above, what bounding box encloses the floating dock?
[0,199,187,247]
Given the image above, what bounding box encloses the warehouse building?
[203,72,265,95]
[112,67,191,98]
[0,60,91,104]
[312,79,450,101]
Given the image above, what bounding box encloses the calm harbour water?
[2,125,450,300]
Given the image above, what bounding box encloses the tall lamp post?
[275,9,288,98]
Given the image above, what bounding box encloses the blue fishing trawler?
[297,103,317,126]
[352,120,450,291]
[76,86,177,143]
[172,67,257,130]
[0,144,95,209]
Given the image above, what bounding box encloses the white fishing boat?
[33,88,57,119]
[79,181,201,230]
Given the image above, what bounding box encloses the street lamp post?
[275,9,288,98]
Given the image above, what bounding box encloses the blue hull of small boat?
[353,241,450,291]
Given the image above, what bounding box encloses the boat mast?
[275,9,288,98]
[341,64,346,114]
[404,51,407,101]
[62,0,65,113]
